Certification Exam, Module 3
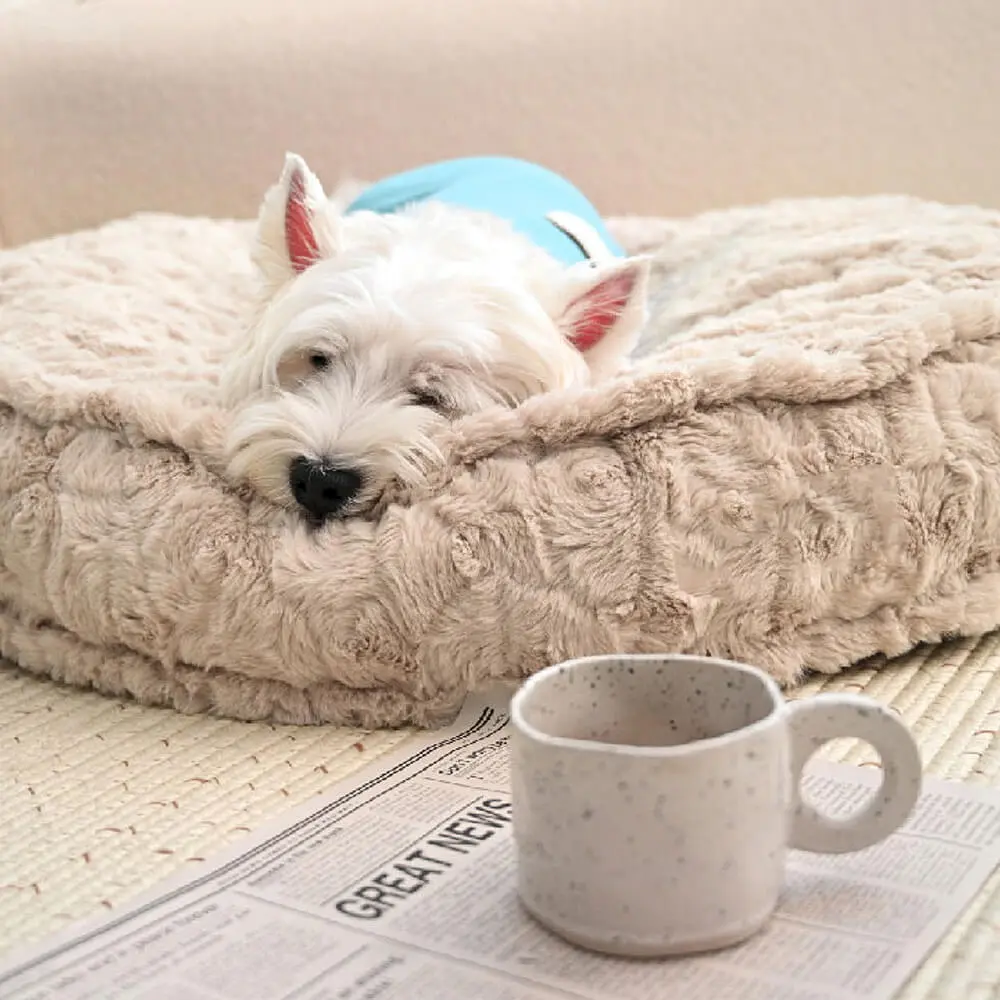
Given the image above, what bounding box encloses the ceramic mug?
[509,654,922,957]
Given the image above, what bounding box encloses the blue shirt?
[345,156,624,267]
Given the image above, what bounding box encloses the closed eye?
[410,387,449,413]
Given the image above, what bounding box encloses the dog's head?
[221,153,649,520]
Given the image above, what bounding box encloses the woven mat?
[2,639,999,998]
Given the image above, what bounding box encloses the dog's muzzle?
[289,457,363,520]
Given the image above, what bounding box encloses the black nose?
[288,457,363,519]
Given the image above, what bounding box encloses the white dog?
[221,153,650,521]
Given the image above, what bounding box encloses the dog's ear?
[253,153,339,293]
[556,257,650,378]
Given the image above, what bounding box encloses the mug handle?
[786,694,923,854]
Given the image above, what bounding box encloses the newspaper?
[2,688,999,1000]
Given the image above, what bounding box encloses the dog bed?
[3,195,1000,728]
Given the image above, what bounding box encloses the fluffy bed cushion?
[2,196,1000,727]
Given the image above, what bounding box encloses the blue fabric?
[345,156,624,266]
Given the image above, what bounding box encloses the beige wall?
[1,0,998,245]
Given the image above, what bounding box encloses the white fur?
[221,153,649,519]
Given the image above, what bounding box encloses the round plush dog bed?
[2,196,1000,727]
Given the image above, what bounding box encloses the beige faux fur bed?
[3,195,1000,728]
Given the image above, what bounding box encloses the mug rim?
[510,653,786,757]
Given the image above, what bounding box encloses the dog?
[221,153,650,521]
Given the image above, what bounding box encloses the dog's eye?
[308,352,330,371]
[411,388,447,413]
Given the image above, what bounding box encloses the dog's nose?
[288,457,363,519]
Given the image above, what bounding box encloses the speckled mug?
[510,654,922,957]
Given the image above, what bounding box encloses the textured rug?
[4,198,1000,726]
[2,633,999,998]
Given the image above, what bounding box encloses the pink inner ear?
[285,170,320,273]
[566,269,637,352]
